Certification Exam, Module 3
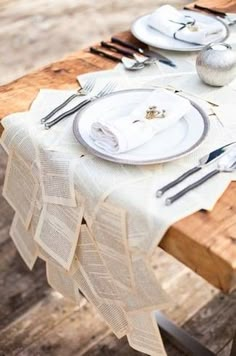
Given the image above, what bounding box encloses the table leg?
[230,333,236,356]
[155,311,215,356]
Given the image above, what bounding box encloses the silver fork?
[44,81,117,129]
[41,78,96,124]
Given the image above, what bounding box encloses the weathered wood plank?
[1,245,232,356]
[0,293,91,355]
[81,332,186,356]
[16,302,109,356]
[2,254,217,356]
[183,291,236,353]
[82,292,236,356]
[217,342,233,356]
[0,239,48,331]
[0,249,183,353]
[160,188,236,293]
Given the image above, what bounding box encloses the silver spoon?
[121,56,145,70]
[133,53,157,65]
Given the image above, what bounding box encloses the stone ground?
[0,1,235,355]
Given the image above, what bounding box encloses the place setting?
[72,87,209,165]
[87,3,230,72]
[131,4,229,52]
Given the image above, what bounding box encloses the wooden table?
[1,31,236,295]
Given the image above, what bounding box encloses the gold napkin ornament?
[145,106,166,120]
[187,23,199,32]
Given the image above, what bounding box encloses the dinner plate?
[131,10,229,52]
[73,89,209,165]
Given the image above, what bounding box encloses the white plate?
[73,89,209,165]
[131,10,229,52]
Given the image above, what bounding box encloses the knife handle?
[111,37,142,53]
[194,5,226,17]
[165,169,220,205]
[100,41,134,57]
[90,47,121,62]
[156,166,201,197]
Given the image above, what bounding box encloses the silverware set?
[111,37,176,67]
[90,47,144,70]
[90,37,176,70]
[156,142,236,205]
[42,80,116,129]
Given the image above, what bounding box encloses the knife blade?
[111,37,176,67]
[156,142,236,197]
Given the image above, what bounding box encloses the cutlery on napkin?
[90,89,191,154]
[156,142,236,197]
[148,5,224,45]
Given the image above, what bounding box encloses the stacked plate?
[131,9,229,52]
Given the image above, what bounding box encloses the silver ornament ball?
[196,42,236,87]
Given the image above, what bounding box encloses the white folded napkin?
[90,89,192,154]
[148,5,223,45]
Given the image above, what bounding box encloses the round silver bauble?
[196,43,236,87]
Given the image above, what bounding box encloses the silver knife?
[111,37,176,67]
[156,142,236,197]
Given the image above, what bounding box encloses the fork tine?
[83,78,95,92]
[101,83,113,96]
[98,82,116,97]
[89,78,96,91]
[108,82,117,93]
[86,78,96,92]
[105,82,116,95]
[98,82,111,97]
[82,82,89,92]
[44,81,117,128]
